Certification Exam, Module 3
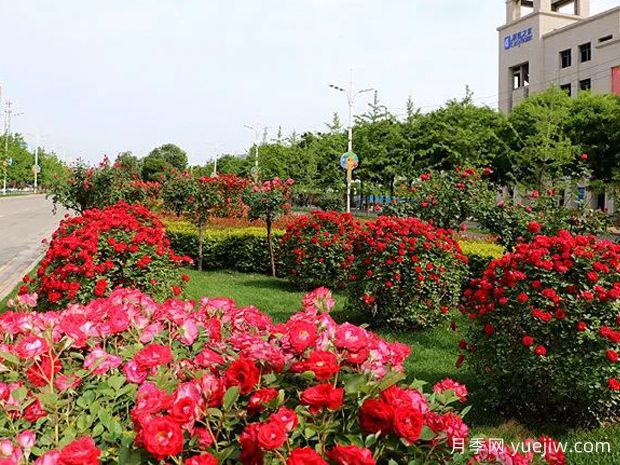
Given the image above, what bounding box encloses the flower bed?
[23,203,191,309]
[461,231,620,425]
[279,211,361,290]
[347,216,468,329]
[0,287,498,464]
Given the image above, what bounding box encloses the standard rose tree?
[243,177,294,277]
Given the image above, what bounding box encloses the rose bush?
[478,187,610,250]
[382,167,495,230]
[0,287,496,465]
[22,202,191,309]
[243,178,294,277]
[461,231,620,425]
[279,211,361,290]
[347,216,468,329]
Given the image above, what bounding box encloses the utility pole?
[329,70,373,213]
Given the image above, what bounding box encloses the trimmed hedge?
[457,240,504,281]
[164,220,284,274]
[164,219,504,282]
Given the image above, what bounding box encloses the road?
[0,195,67,300]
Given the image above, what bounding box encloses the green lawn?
[185,269,620,465]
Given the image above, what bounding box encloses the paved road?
[0,195,67,299]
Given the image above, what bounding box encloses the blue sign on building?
[504,27,534,50]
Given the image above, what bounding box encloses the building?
[499,0,620,113]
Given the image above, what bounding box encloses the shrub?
[382,167,495,230]
[478,188,610,249]
[243,178,294,277]
[164,220,284,275]
[457,240,504,281]
[347,216,468,329]
[0,287,496,464]
[461,231,620,426]
[279,211,360,289]
[23,203,190,309]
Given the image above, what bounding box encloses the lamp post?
[329,73,373,213]
[244,124,269,181]
[2,102,23,195]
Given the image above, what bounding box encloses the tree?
[114,152,142,179]
[508,87,577,187]
[142,143,187,181]
[566,92,620,184]
[243,178,294,276]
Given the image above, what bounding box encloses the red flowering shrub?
[23,202,190,309]
[478,188,610,249]
[279,211,361,289]
[348,216,468,329]
[0,287,517,464]
[382,167,495,230]
[461,231,620,425]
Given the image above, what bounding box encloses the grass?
[185,269,620,464]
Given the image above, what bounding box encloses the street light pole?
[329,72,373,213]
[244,124,269,181]
[34,134,39,193]
[2,102,12,196]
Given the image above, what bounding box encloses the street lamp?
[244,124,269,181]
[2,102,24,195]
[329,73,373,213]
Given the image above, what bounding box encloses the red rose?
[359,398,394,434]
[483,323,494,336]
[24,399,47,423]
[248,388,278,412]
[609,378,620,390]
[534,345,547,356]
[135,344,173,369]
[522,336,534,347]
[291,350,339,380]
[287,448,327,465]
[300,383,344,413]
[224,358,260,394]
[393,407,424,443]
[257,420,288,450]
[581,153,588,160]
[607,350,619,363]
[326,445,376,465]
[576,321,587,331]
[527,221,542,234]
[170,396,198,424]
[334,323,368,353]
[270,407,298,432]
[58,437,101,465]
[240,423,263,465]
[26,353,62,387]
[288,321,317,354]
[185,453,218,465]
[142,416,184,459]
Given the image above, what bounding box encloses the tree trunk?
[198,219,204,272]
[266,218,276,277]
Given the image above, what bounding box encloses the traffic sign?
[32,164,41,174]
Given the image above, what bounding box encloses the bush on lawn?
[462,231,620,426]
[279,211,360,290]
[22,202,191,309]
[164,220,283,275]
[382,167,495,230]
[0,287,511,464]
[347,216,468,329]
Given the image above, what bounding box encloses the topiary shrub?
[457,240,504,282]
[22,202,191,309]
[461,231,620,426]
[279,211,361,290]
[347,216,468,329]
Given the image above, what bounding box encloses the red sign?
[612,67,620,96]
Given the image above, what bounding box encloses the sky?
[1,0,619,165]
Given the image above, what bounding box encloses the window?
[580,42,591,62]
[560,83,572,96]
[511,63,529,89]
[560,49,572,68]
[579,78,592,91]
[599,35,613,43]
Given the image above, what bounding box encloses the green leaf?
[418,425,434,441]
[223,386,240,411]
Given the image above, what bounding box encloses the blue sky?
[1,0,618,164]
